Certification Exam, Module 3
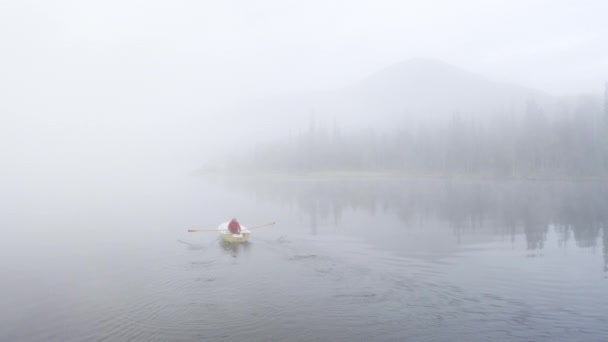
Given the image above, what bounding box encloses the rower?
[228,218,242,234]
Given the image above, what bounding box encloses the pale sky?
[1,0,606,100]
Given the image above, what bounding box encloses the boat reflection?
[219,239,252,257]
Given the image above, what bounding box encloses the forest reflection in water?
[218,176,608,272]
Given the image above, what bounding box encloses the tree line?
[246,94,608,179]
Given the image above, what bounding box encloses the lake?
[1,174,607,341]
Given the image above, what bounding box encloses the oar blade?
[250,221,277,230]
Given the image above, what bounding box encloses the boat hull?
[218,222,250,243]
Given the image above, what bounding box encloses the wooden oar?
[249,221,276,230]
[187,228,217,233]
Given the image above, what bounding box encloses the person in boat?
[228,218,242,234]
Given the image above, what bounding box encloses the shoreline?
[195,169,608,183]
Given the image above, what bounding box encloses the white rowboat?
[218,222,251,243]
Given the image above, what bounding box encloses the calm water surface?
[1,175,607,341]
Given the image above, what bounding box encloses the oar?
[249,221,276,230]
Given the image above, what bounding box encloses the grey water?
[2,175,607,341]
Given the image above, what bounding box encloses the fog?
[2,1,608,341]
[2,0,608,179]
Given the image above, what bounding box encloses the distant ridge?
[223,58,549,141]
[347,58,544,121]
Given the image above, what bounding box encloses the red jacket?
[228,220,241,234]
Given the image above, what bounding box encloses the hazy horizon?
[3,1,608,176]
[1,1,607,180]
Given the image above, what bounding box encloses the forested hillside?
[244,94,608,179]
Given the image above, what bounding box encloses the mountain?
[204,59,606,177]
[350,58,544,122]
[216,58,549,149]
